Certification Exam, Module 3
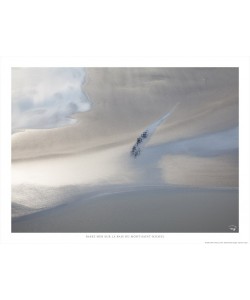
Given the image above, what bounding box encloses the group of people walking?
[130,130,148,158]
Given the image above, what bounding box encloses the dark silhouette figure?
[130,144,141,158]
[131,145,137,156]
[136,137,142,145]
[141,131,148,138]
[134,148,140,158]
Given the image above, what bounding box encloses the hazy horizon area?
[11,67,239,232]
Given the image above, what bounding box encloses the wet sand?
[12,186,238,233]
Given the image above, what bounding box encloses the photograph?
[11,67,239,233]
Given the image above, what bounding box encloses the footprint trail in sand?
[130,103,179,158]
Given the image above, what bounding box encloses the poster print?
[11,67,238,233]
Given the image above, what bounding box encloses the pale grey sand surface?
[12,68,238,161]
[11,68,239,233]
[12,186,238,233]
